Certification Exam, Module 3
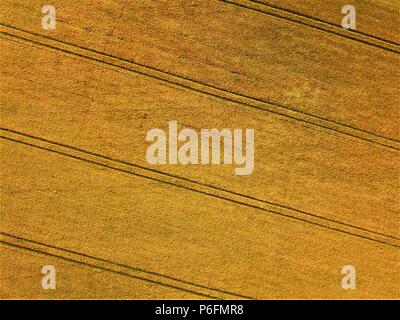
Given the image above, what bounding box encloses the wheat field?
[0,0,399,299]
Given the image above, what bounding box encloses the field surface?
[1,0,399,299]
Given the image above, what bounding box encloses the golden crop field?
[0,0,399,299]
